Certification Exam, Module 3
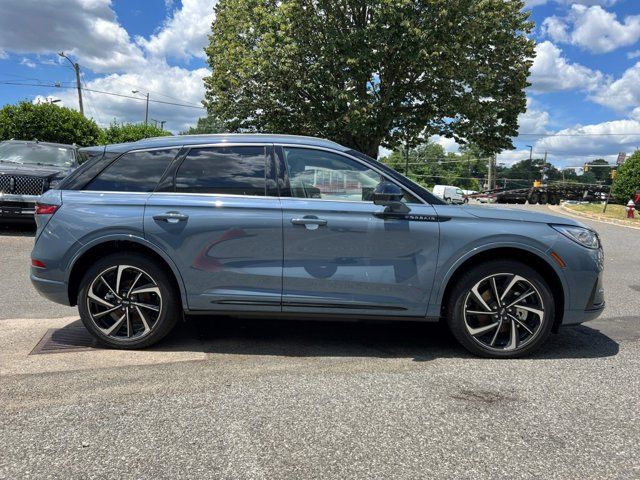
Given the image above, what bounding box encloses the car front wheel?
[447,260,555,358]
[77,253,180,349]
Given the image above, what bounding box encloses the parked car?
[30,134,605,358]
[0,140,78,220]
[432,184,467,204]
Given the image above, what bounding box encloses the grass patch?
[563,202,639,224]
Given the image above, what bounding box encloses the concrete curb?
[550,204,640,231]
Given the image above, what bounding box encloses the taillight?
[35,204,59,215]
[31,259,46,268]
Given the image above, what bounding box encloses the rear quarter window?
[83,149,179,192]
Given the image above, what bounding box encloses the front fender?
[427,237,569,318]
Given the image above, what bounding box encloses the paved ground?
[0,206,638,479]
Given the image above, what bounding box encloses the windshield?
[0,142,74,167]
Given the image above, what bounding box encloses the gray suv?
[30,135,605,358]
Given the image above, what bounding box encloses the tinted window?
[84,148,178,192]
[175,146,266,196]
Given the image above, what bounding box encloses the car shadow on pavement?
[0,221,36,237]
[155,316,620,362]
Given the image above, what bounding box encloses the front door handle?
[153,211,189,224]
[291,216,328,227]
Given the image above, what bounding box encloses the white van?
[432,185,467,204]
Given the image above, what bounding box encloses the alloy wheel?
[86,265,163,340]
[463,273,545,352]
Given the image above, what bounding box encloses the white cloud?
[518,98,549,135]
[590,61,640,113]
[137,0,216,60]
[533,119,640,158]
[529,41,604,93]
[429,135,460,154]
[497,150,532,166]
[20,57,36,68]
[627,49,640,59]
[542,5,640,54]
[0,0,145,73]
[527,1,618,8]
[56,63,208,132]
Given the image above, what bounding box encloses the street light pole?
[526,145,533,161]
[132,90,150,125]
[58,52,84,116]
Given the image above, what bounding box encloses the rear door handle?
[153,211,189,224]
[291,216,328,227]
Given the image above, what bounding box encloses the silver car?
[30,134,605,358]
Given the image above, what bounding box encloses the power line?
[0,81,205,110]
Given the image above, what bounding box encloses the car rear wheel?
[78,253,180,349]
[446,260,555,358]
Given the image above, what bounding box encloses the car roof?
[101,134,349,153]
[2,139,76,149]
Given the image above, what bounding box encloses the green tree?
[181,115,227,135]
[0,101,101,146]
[204,0,534,158]
[612,150,640,203]
[99,122,171,144]
[585,158,612,185]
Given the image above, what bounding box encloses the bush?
[0,101,101,146]
[612,150,640,203]
[99,122,172,145]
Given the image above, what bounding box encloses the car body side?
[31,135,604,328]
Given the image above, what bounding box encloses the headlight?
[551,225,600,249]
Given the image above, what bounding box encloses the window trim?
[276,144,428,206]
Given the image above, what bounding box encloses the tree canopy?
[181,115,227,135]
[0,101,101,146]
[98,122,171,145]
[204,0,534,158]
[612,150,640,203]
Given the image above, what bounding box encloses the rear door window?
[175,146,267,196]
[84,149,178,192]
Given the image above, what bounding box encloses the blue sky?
[1,0,639,167]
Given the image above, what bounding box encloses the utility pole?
[487,155,493,191]
[58,52,84,116]
[132,90,150,124]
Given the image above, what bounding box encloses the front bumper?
[0,193,38,218]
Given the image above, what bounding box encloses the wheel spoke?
[93,305,120,319]
[132,301,160,312]
[126,308,132,337]
[103,313,126,336]
[466,309,497,316]
[490,320,502,346]
[471,284,493,312]
[499,275,524,303]
[99,276,120,300]
[135,306,151,334]
[127,272,143,297]
[505,289,536,309]
[504,319,519,351]
[130,286,160,296]
[115,265,127,294]
[88,289,114,309]
[467,321,500,337]
[490,276,501,307]
[509,314,534,335]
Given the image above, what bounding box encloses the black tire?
[446,260,555,358]
[78,253,180,349]
[539,193,548,205]
[529,193,539,204]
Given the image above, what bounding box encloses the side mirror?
[373,182,405,208]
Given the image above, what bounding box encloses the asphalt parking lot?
[1,205,638,479]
